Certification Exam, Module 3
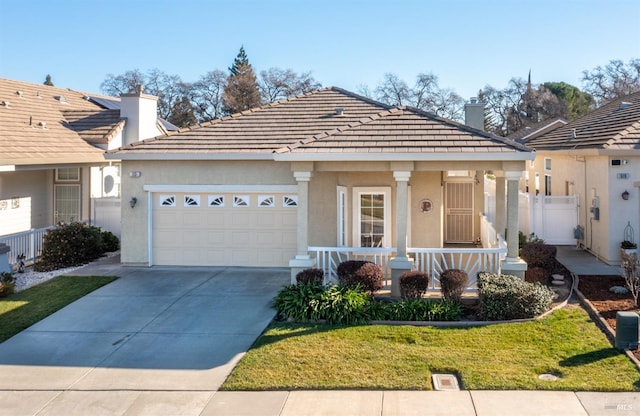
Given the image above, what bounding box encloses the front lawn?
[0,275,116,342]
[223,305,640,391]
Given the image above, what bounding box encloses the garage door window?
[208,195,225,207]
[258,196,275,207]
[233,195,250,207]
[184,195,200,207]
[283,195,298,207]
[160,195,176,207]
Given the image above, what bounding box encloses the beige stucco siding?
[0,170,52,232]
[607,155,640,263]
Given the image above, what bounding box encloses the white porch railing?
[0,226,55,267]
[309,215,508,292]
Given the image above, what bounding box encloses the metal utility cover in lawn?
[432,374,460,391]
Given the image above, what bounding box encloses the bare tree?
[189,69,227,121]
[582,59,640,106]
[259,68,321,102]
[101,69,146,95]
[374,73,411,106]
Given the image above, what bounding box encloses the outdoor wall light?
[129,197,138,208]
[622,190,630,200]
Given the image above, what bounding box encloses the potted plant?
[621,240,638,255]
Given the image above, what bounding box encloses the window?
[160,195,176,207]
[208,195,225,207]
[544,158,551,171]
[54,184,80,223]
[233,195,250,207]
[283,195,298,207]
[337,186,347,246]
[258,195,275,207]
[56,167,80,182]
[184,195,200,207]
[545,175,552,196]
[446,170,470,177]
[353,187,390,248]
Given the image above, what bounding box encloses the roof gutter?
[105,152,276,161]
[273,152,535,162]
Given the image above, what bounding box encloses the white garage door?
[152,192,298,267]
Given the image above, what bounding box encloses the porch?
[309,214,508,294]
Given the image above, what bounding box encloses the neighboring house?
[107,87,534,293]
[521,91,640,265]
[0,78,170,243]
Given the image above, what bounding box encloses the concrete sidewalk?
[1,252,638,415]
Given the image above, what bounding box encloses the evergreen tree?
[43,74,54,86]
[167,96,197,128]
[222,46,261,114]
[543,81,594,120]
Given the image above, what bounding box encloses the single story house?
[0,78,172,263]
[108,87,534,294]
[520,91,640,265]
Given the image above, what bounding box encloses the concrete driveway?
[0,264,289,397]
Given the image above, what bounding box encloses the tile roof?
[274,106,531,157]
[111,87,531,160]
[506,118,567,143]
[524,91,640,151]
[0,78,119,166]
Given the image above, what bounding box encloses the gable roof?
[0,78,120,167]
[507,118,567,143]
[524,91,640,151]
[109,87,532,161]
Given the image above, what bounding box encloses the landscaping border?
[573,273,640,371]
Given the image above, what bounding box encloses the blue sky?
[0,0,638,100]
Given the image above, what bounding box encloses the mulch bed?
[577,274,640,361]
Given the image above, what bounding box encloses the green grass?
[223,306,640,391]
[0,276,117,342]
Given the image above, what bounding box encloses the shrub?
[35,222,104,271]
[520,242,557,270]
[295,268,324,285]
[273,283,325,322]
[311,285,371,324]
[100,230,120,252]
[477,273,554,320]
[439,269,468,302]
[525,267,549,285]
[337,260,383,294]
[399,270,429,299]
[374,299,462,321]
[0,272,15,297]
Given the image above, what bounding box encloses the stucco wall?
[607,156,640,263]
[0,170,52,232]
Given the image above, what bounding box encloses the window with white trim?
[160,195,176,207]
[233,195,250,207]
[258,195,275,207]
[56,167,80,182]
[283,195,298,207]
[337,186,347,247]
[353,187,391,248]
[184,195,200,207]
[208,195,225,207]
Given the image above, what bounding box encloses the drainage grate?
[432,373,460,391]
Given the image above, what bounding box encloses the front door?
[445,181,474,243]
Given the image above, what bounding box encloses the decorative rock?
[551,280,564,286]
[610,286,630,295]
[552,274,565,281]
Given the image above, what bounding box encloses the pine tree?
[43,74,54,86]
[222,46,261,114]
[167,96,197,128]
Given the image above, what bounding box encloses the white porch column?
[289,171,315,283]
[394,171,411,259]
[495,174,506,238]
[501,170,527,278]
[390,170,414,298]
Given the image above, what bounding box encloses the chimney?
[120,89,159,146]
[464,97,485,131]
